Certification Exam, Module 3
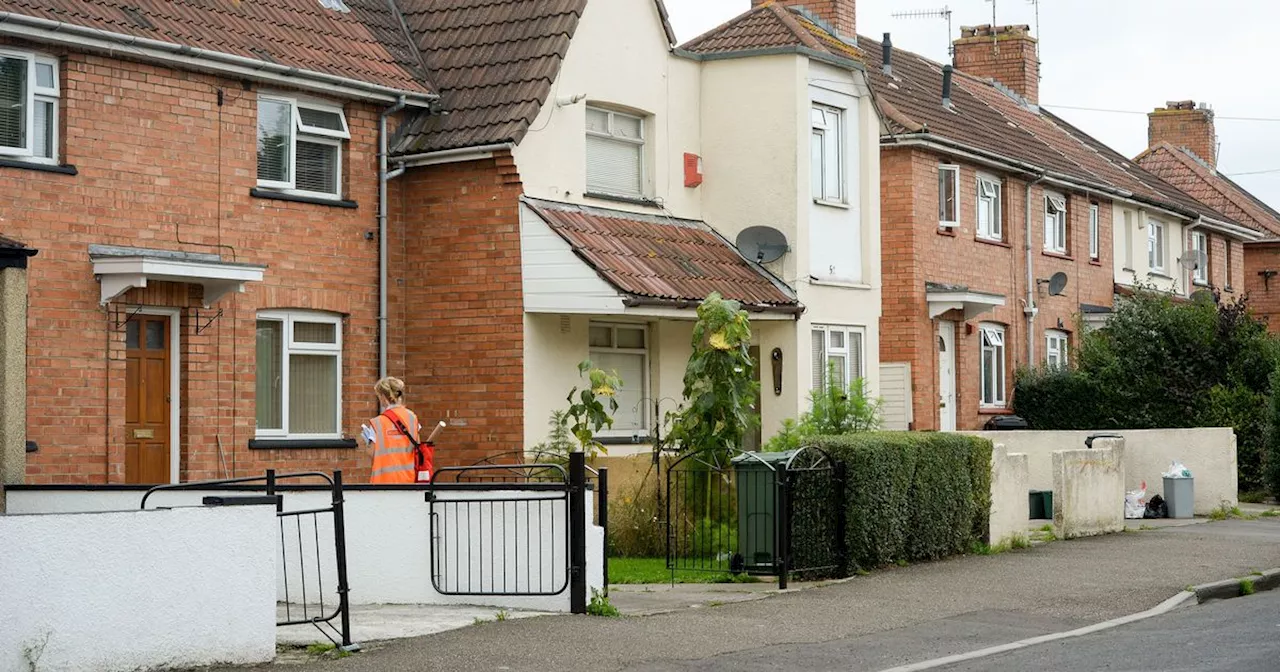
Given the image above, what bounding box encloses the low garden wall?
[0,506,276,672]
[1052,438,1126,539]
[989,444,1030,546]
[968,428,1237,515]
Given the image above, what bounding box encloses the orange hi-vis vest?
[370,406,421,484]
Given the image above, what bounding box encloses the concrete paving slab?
[275,604,551,646]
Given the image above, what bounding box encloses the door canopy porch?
[90,245,266,307]
[926,282,1005,320]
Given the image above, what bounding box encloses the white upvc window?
[0,49,58,163]
[938,164,959,228]
[1192,230,1209,284]
[586,106,646,198]
[255,311,343,439]
[1122,210,1134,270]
[811,325,866,392]
[257,95,349,199]
[977,175,1002,240]
[979,323,1006,407]
[1044,192,1068,254]
[810,104,845,204]
[1148,219,1166,272]
[1089,204,1100,260]
[588,323,649,435]
[1045,329,1069,369]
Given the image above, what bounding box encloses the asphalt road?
[940,590,1280,672]
[198,519,1280,672]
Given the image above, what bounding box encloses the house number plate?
[133,429,155,439]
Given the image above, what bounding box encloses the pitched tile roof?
[680,2,861,63]
[392,0,586,154]
[858,34,1248,229]
[0,0,431,93]
[522,198,799,312]
[1135,143,1280,236]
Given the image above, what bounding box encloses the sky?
[664,0,1280,213]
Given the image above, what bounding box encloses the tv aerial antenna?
[890,6,954,55]
[983,0,999,54]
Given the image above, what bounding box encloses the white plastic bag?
[1163,461,1192,479]
[1125,480,1148,519]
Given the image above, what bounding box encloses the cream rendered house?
[514,0,882,452]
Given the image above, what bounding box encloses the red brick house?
[1133,101,1280,331]
[866,24,1263,431]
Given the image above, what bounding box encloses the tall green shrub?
[1267,368,1280,499]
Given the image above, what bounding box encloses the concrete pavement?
[196,518,1280,672]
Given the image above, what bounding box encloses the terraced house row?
[1,0,1277,490]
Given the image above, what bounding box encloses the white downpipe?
[1025,175,1047,365]
[378,97,408,380]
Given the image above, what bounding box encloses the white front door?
[937,321,956,432]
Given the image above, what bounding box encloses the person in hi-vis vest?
[361,377,424,484]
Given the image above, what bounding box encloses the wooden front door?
[125,315,171,484]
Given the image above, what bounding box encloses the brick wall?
[3,40,414,483]
[952,25,1039,105]
[1148,101,1217,168]
[879,147,1114,430]
[396,155,525,469]
[751,0,855,38]
[1245,241,1280,334]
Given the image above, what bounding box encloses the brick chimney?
[752,0,855,40]
[1149,100,1217,168]
[952,25,1039,105]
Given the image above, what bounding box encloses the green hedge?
[810,432,993,572]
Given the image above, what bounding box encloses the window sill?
[1042,250,1073,261]
[248,438,358,450]
[250,188,357,209]
[978,407,1012,415]
[1148,271,1173,280]
[1193,280,1210,288]
[809,278,873,290]
[977,237,1010,248]
[1122,267,1135,273]
[584,191,661,208]
[814,198,850,210]
[597,434,653,446]
[1089,259,1102,266]
[937,227,958,237]
[1225,286,1235,294]
[0,157,77,175]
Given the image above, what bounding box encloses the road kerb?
[876,567,1280,672]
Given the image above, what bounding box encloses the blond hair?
[374,377,405,404]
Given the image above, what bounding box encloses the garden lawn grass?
[608,557,759,584]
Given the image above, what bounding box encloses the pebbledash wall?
[880,147,1114,431]
[0,505,276,671]
[3,38,524,484]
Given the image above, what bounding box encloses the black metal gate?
[426,452,598,612]
[141,470,356,651]
[665,447,844,588]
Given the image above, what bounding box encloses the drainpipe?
[1025,175,1047,365]
[1184,221,1203,295]
[379,96,408,380]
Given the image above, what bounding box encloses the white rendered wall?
[0,506,276,672]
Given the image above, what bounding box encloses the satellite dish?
[1179,255,1201,271]
[736,226,789,264]
[1047,272,1068,296]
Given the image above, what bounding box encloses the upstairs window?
[586,106,646,198]
[257,95,349,199]
[977,175,1002,240]
[810,104,844,204]
[0,50,58,163]
[938,165,959,228]
[1044,192,1067,254]
[1089,204,1100,260]
[1148,219,1166,272]
[1191,231,1209,284]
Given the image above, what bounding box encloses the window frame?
[0,49,59,164]
[1225,239,1235,290]
[1191,230,1209,285]
[1088,203,1100,260]
[938,164,960,228]
[256,94,349,200]
[1045,329,1069,369]
[585,105,647,199]
[1044,192,1068,254]
[976,174,1002,240]
[255,310,343,440]
[810,103,845,205]
[1148,219,1166,273]
[810,324,867,393]
[587,322,650,437]
[979,323,1007,408]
